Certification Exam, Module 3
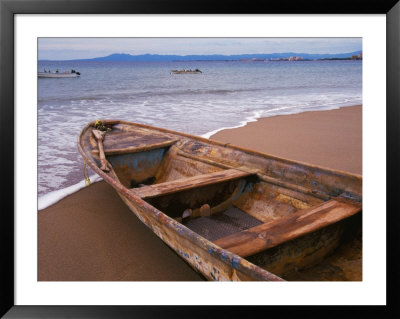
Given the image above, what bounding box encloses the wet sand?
[38,105,362,281]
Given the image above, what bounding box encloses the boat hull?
[170,70,202,74]
[38,72,79,78]
[117,191,281,281]
[78,120,362,281]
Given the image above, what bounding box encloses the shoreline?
[38,104,362,281]
[201,104,360,140]
[211,105,362,175]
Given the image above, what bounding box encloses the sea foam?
[201,110,263,139]
[38,174,102,211]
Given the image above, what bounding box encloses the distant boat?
[170,69,202,74]
[38,69,80,78]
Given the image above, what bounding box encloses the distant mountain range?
[40,51,362,62]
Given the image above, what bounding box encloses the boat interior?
[85,122,362,280]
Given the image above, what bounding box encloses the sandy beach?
[212,105,362,175]
[38,105,362,281]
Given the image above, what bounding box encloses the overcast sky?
[38,38,362,60]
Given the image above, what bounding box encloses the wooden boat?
[78,120,362,281]
[38,70,80,78]
[171,69,202,74]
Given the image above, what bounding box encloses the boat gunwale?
[77,120,285,281]
[82,119,362,180]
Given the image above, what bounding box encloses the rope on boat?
[83,159,91,186]
[94,119,112,132]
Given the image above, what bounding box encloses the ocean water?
[38,60,362,208]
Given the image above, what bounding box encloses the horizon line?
[39,50,362,62]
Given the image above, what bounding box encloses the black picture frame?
[1,0,399,318]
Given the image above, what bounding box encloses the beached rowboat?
[78,120,362,281]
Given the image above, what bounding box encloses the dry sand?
[212,105,362,175]
[38,180,204,281]
[38,105,362,281]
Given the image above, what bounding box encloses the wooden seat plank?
[103,139,178,155]
[213,199,361,257]
[131,168,253,199]
[89,128,178,156]
[93,127,179,155]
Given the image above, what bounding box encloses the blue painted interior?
[108,148,166,172]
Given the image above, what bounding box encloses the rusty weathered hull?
[78,120,362,281]
[117,193,279,280]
